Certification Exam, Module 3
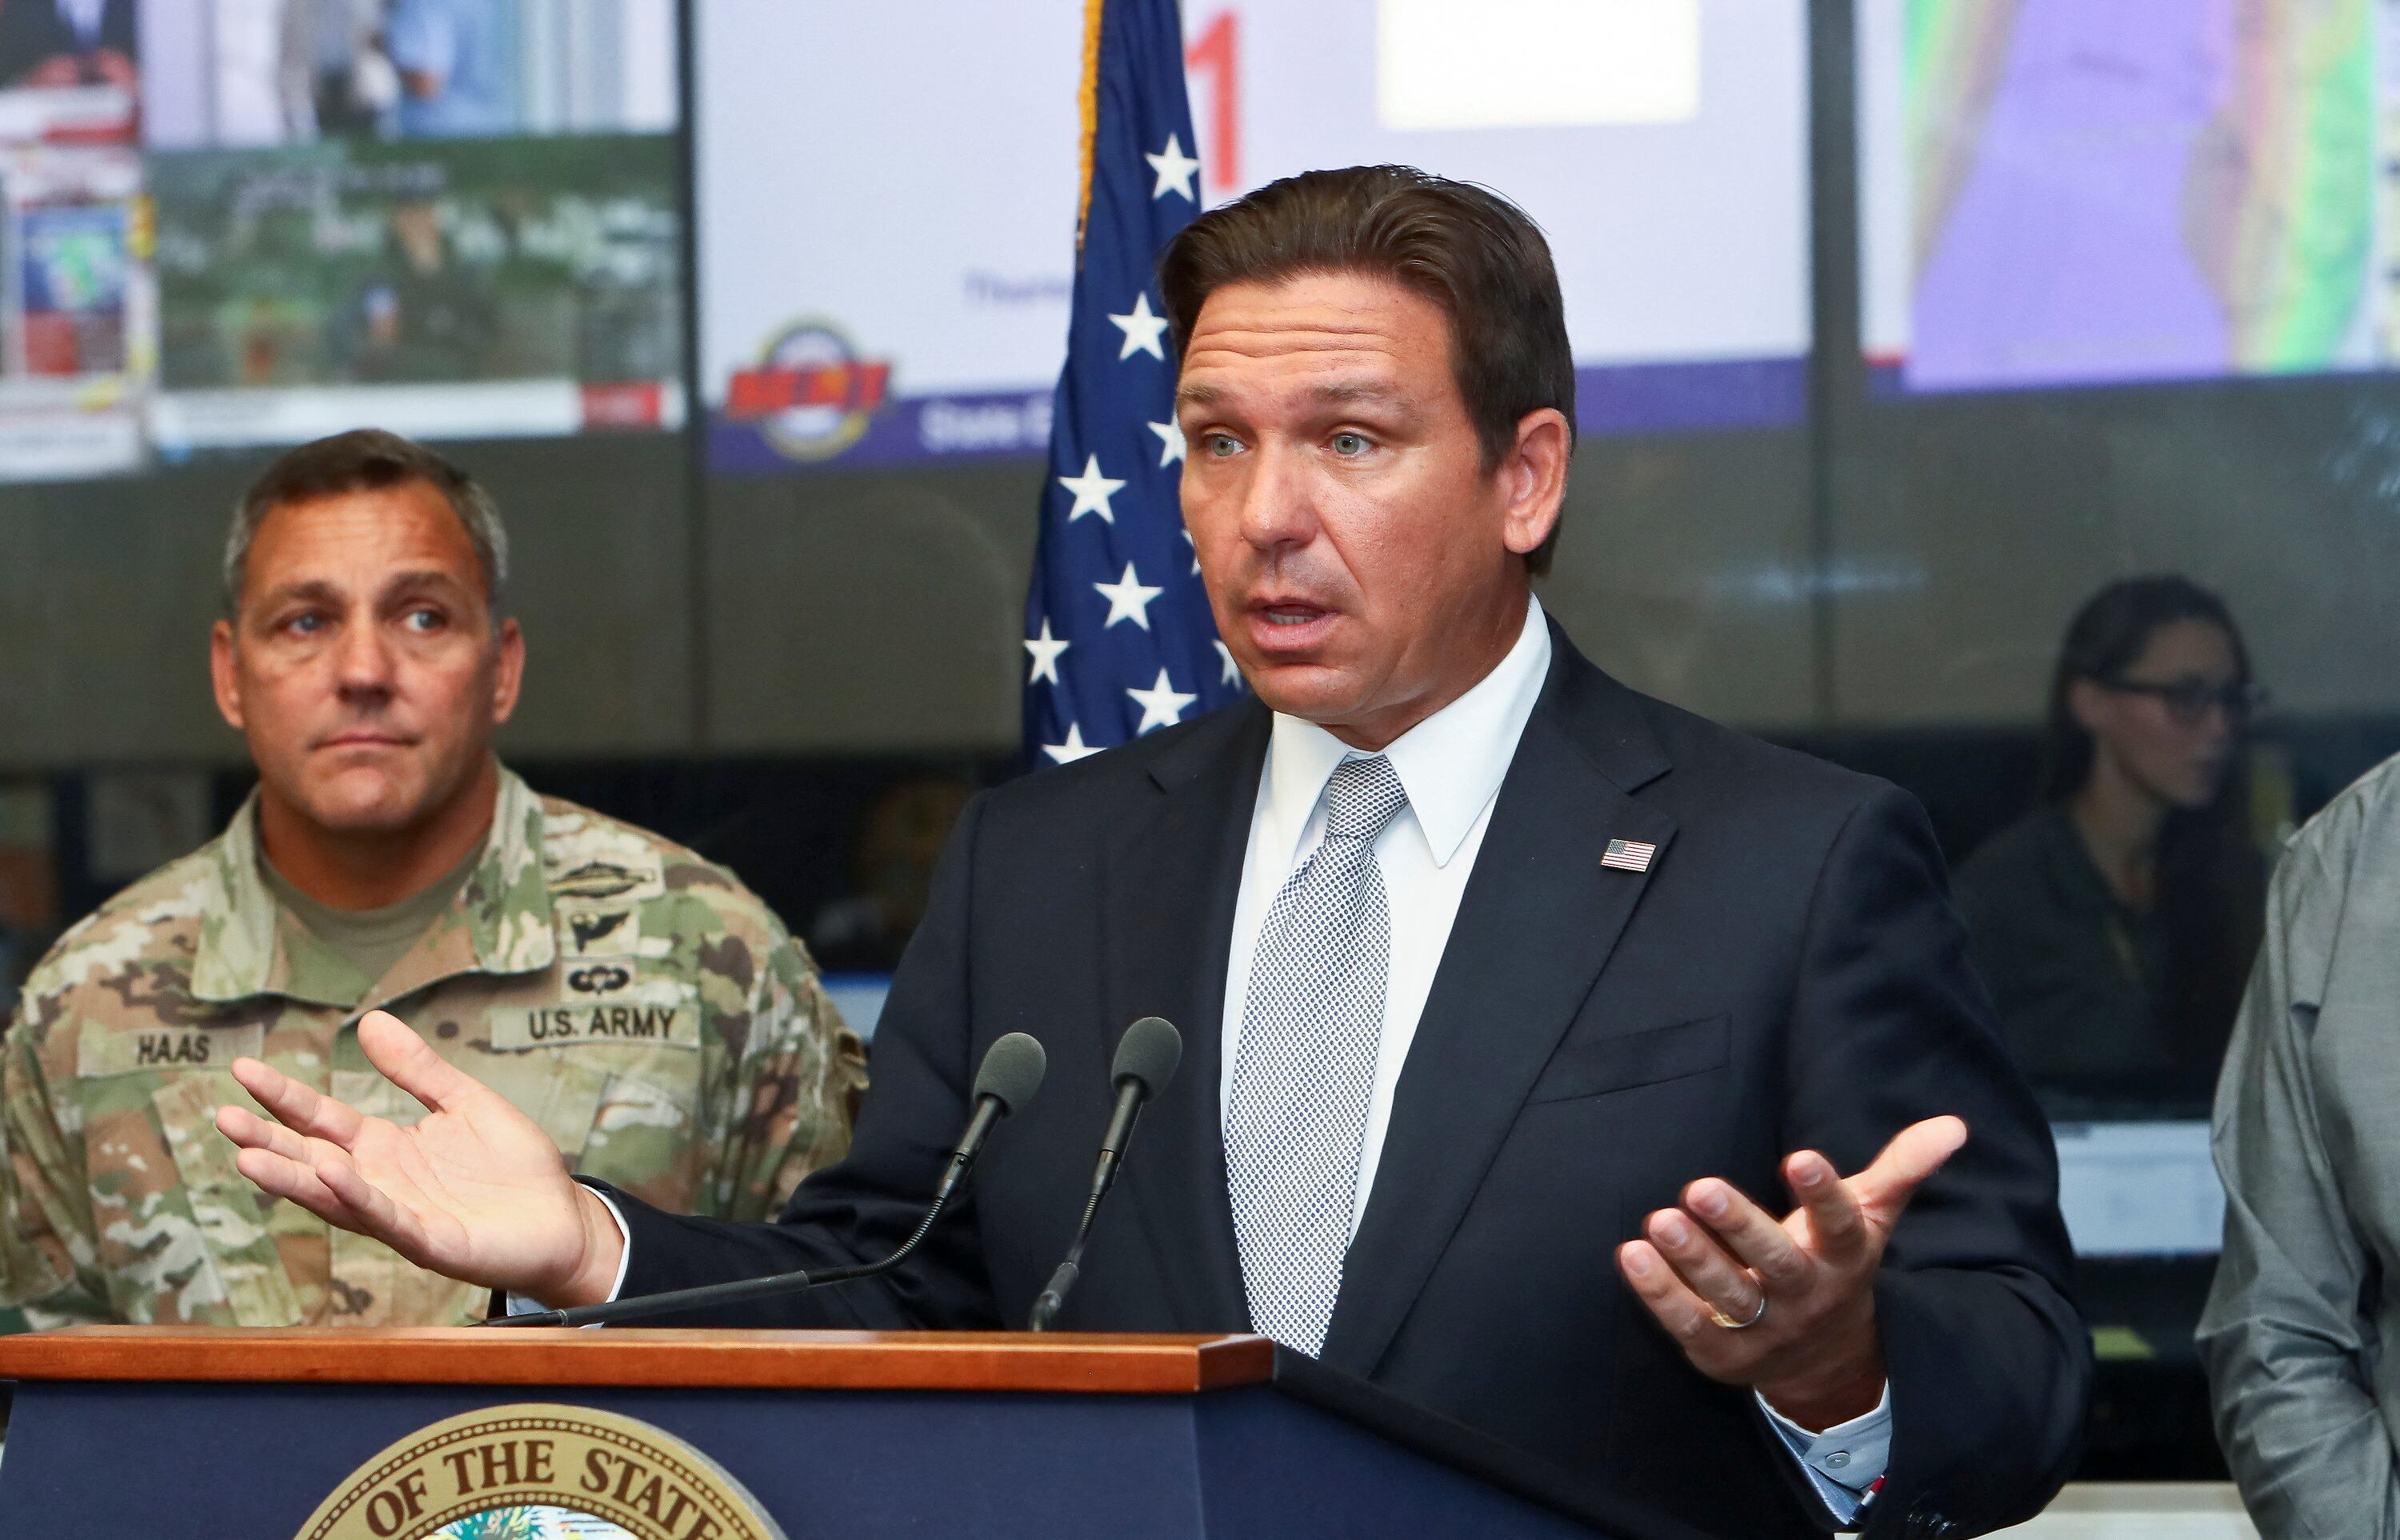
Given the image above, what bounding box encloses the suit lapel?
[1101,701,1269,1330]
[1321,634,1676,1375]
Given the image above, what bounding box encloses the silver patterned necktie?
[1225,753,1410,1356]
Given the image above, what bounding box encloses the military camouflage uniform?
[0,768,866,1327]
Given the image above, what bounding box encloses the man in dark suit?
[218,167,2087,1537]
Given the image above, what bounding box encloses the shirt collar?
[191,762,557,1005]
[1261,594,1552,871]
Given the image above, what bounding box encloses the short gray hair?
[222,429,510,616]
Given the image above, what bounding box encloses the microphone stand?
[1026,1015,1179,1330]
[485,1183,955,1329]
[1025,1161,1112,1332]
[488,1032,1046,1330]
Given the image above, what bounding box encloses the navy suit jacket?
[604,625,2089,1538]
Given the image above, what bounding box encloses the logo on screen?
[294,1403,786,1539]
[725,320,891,462]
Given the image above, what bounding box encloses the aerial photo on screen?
[0,0,682,482]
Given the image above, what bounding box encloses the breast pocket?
[474,1038,706,1195]
[574,1050,709,1196]
[70,1060,305,1324]
[1524,1014,1731,1105]
[461,1047,614,1163]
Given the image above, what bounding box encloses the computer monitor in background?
[0,0,685,482]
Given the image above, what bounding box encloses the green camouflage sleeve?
[0,993,113,1324]
[694,925,867,1221]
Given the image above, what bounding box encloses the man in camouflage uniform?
[0,429,865,1328]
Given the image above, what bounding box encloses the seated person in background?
[806,775,975,974]
[2200,749,2400,1535]
[1956,576,2266,1112]
[0,429,866,1328]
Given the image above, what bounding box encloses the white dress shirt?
[559,589,1890,1523]
[1219,593,1553,1228]
[1216,592,1888,1526]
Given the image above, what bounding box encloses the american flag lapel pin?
[1601,838,1658,874]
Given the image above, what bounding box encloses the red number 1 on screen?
[1186,10,1239,194]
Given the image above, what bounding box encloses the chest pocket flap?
[154,1072,304,1327]
[420,1052,612,1163]
[1525,1014,1731,1105]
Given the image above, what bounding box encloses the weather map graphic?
[1859,0,2398,391]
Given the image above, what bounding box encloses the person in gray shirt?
[2202,750,2400,1536]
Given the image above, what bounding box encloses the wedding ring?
[1710,1294,1768,1330]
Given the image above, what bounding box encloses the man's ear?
[1499,407,1571,561]
[209,619,246,733]
[490,616,526,726]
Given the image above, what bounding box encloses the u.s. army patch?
[497,1005,698,1050]
[79,1024,266,1078]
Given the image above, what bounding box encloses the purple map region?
[1910,0,2236,390]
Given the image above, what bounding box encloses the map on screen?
[1859,0,2400,394]
[699,0,1812,474]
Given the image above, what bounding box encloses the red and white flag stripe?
[1601,838,1658,873]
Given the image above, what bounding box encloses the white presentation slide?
[698,0,1812,471]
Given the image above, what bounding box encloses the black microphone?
[488,1031,1046,1328]
[1026,1015,1181,1332]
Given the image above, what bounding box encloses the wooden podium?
[0,1327,1702,1538]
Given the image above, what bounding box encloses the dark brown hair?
[2038,574,2264,1083]
[1158,165,1576,573]
[223,428,508,614]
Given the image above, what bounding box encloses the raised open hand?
[215,1009,623,1308]
[1615,1115,1969,1430]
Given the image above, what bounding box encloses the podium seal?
[295,1402,786,1540]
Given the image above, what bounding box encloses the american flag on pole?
[1022,0,1243,767]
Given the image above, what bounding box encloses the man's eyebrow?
[1303,380,1404,406]
[377,568,474,602]
[252,578,345,610]
[1174,379,1406,411]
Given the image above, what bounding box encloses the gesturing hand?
[215,1009,625,1309]
[1615,1115,1968,1430]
